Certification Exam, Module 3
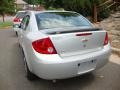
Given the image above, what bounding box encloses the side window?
[21,15,30,30]
[20,17,26,30]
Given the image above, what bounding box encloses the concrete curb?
[0,26,12,30]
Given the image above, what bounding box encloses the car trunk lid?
[41,27,106,57]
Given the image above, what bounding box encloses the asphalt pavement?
[0,29,120,90]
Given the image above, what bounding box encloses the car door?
[18,15,30,47]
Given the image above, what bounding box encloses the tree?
[0,0,15,22]
[52,0,106,22]
[62,0,92,16]
[90,0,103,22]
[24,0,110,22]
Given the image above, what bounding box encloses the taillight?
[13,18,20,22]
[32,37,57,54]
[104,32,108,46]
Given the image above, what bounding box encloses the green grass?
[0,21,12,28]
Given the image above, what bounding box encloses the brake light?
[104,32,108,46]
[76,33,92,36]
[13,18,20,22]
[32,37,57,54]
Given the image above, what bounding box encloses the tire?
[16,31,18,36]
[18,43,21,48]
[24,56,37,81]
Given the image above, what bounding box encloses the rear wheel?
[23,55,37,81]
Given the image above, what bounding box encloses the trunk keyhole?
[78,63,80,67]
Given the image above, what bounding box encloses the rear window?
[35,12,92,30]
[16,12,26,18]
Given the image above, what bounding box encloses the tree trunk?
[2,14,5,22]
[93,3,97,23]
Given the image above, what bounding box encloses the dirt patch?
[94,11,120,49]
[109,54,120,64]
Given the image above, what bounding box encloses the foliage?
[98,8,110,21]
[0,0,15,14]
[0,0,15,22]
[24,0,110,21]
[54,0,110,20]
[24,0,44,5]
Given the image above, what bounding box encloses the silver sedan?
[18,11,111,81]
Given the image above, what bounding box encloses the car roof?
[28,10,78,15]
[17,11,26,13]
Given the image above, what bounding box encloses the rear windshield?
[35,12,92,30]
[16,12,26,18]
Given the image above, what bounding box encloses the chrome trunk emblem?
[81,38,88,43]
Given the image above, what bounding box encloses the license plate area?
[77,60,97,74]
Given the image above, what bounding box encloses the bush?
[98,8,110,21]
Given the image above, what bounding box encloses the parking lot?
[0,29,120,90]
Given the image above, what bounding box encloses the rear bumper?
[13,27,19,32]
[31,44,111,80]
